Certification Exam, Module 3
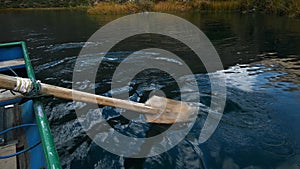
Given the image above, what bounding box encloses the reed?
[189,0,239,11]
[210,1,240,11]
[87,0,299,17]
[290,0,300,17]
[153,1,191,12]
[2,0,300,17]
[87,2,140,15]
[0,6,88,12]
[88,1,240,14]
[239,0,300,16]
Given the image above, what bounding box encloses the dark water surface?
[1,10,300,169]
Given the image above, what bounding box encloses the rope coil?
[14,78,33,94]
[7,76,48,102]
[0,124,41,159]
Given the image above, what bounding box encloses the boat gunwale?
[0,41,61,169]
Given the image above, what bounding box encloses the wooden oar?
[0,74,197,124]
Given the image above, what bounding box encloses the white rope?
[13,78,33,94]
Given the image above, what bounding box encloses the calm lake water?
[1,10,300,169]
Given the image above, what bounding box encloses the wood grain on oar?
[0,74,198,124]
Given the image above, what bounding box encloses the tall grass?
[87,0,300,17]
[239,0,300,16]
[153,2,190,12]
[152,1,240,12]
[290,0,300,17]
[88,0,240,14]
[87,2,140,15]
[189,0,239,11]
[210,1,240,11]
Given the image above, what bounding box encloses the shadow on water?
[0,10,300,169]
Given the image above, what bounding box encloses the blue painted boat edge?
[21,101,47,169]
[0,98,22,107]
[0,42,24,61]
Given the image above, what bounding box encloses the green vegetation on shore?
[240,0,300,17]
[0,0,299,17]
[87,0,299,17]
[87,1,240,15]
[0,0,89,8]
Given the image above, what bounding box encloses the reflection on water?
[201,57,300,169]
[259,57,300,91]
[216,56,300,92]
[0,10,300,169]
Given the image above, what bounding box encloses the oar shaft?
[40,83,158,114]
[0,74,199,124]
[0,74,16,90]
[0,74,157,114]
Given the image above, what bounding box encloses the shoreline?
[0,6,87,11]
[0,1,299,18]
[86,1,240,15]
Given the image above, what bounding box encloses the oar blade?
[144,96,198,124]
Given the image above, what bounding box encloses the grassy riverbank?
[0,0,89,8]
[0,0,299,17]
[87,1,241,15]
[240,0,300,17]
[87,0,300,17]
[0,6,88,12]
